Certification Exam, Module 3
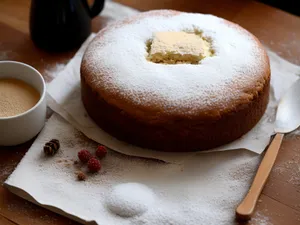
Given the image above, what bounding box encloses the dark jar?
[29,0,105,52]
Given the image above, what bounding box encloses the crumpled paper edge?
[3,183,98,225]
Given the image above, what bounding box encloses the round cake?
[80,10,270,152]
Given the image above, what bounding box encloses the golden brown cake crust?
[80,10,271,152]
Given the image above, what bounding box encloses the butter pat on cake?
[148,31,212,64]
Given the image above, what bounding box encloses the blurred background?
[114,0,300,16]
[259,0,299,16]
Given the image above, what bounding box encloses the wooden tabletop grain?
[0,0,300,224]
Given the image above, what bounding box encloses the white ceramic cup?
[0,61,47,146]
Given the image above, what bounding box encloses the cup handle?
[82,0,105,18]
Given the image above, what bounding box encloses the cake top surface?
[81,10,270,117]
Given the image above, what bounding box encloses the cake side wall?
[80,71,270,152]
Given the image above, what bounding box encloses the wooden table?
[0,0,300,224]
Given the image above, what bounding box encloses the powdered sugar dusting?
[44,63,66,83]
[83,10,268,114]
[0,159,19,182]
[252,212,273,225]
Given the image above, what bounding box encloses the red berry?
[96,145,107,159]
[78,150,92,163]
[88,158,101,173]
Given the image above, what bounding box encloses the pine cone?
[43,139,60,156]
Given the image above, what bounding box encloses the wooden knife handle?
[235,133,284,221]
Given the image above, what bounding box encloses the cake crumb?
[76,171,86,181]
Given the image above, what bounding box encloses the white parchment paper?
[5,113,262,225]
